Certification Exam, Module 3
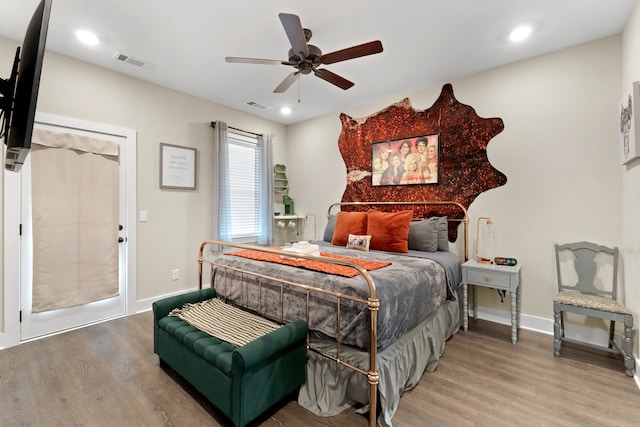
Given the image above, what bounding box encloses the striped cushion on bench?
[169,297,281,347]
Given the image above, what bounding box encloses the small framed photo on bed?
[371,133,440,186]
[160,143,197,190]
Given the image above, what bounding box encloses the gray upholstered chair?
[553,242,634,376]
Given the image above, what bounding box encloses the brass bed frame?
[197,201,468,427]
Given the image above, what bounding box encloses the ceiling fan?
[225,13,383,93]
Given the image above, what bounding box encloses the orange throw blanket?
[228,249,391,278]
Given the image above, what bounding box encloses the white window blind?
[227,131,259,242]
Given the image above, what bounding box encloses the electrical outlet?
[171,269,179,281]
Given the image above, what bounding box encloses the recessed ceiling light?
[75,30,100,45]
[508,25,532,42]
[280,106,292,115]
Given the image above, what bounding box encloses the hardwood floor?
[1,312,638,426]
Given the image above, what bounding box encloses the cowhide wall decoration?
[338,83,506,241]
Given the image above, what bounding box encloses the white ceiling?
[0,0,636,125]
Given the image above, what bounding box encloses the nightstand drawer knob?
[484,276,491,282]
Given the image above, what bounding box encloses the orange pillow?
[367,210,412,253]
[331,211,369,246]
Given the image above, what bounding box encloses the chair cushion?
[553,291,633,315]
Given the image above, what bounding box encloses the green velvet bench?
[153,287,308,427]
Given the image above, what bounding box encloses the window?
[214,121,273,245]
[226,131,260,243]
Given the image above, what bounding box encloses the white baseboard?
[129,284,211,314]
[474,306,552,335]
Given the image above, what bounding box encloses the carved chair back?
[554,241,618,300]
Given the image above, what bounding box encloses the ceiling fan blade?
[225,57,285,65]
[274,71,300,93]
[320,40,383,65]
[279,13,309,58]
[313,69,354,90]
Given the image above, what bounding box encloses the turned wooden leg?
[516,285,521,329]
[511,290,517,344]
[553,308,562,357]
[623,315,635,377]
[462,283,468,331]
[473,285,478,320]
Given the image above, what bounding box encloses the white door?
[19,115,132,340]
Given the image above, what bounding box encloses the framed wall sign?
[371,133,440,186]
[620,81,640,165]
[160,143,197,189]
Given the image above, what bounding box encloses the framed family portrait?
[371,133,440,186]
[160,143,197,189]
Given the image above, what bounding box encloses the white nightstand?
[461,259,522,344]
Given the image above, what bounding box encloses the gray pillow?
[436,216,449,251]
[407,217,439,252]
[323,215,337,242]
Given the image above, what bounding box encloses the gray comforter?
[210,241,460,351]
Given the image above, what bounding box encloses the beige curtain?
[30,128,120,313]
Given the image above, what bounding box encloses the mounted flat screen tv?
[0,0,52,172]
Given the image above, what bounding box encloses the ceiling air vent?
[112,52,158,71]
[246,101,267,110]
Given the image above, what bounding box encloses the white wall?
[0,35,289,339]
[288,35,625,338]
[622,2,640,359]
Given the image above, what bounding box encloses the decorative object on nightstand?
[461,258,522,344]
[475,217,493,264]
[552,241,634,376]
[494,257,517,266]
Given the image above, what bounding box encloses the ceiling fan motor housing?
[288,44,322,74]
